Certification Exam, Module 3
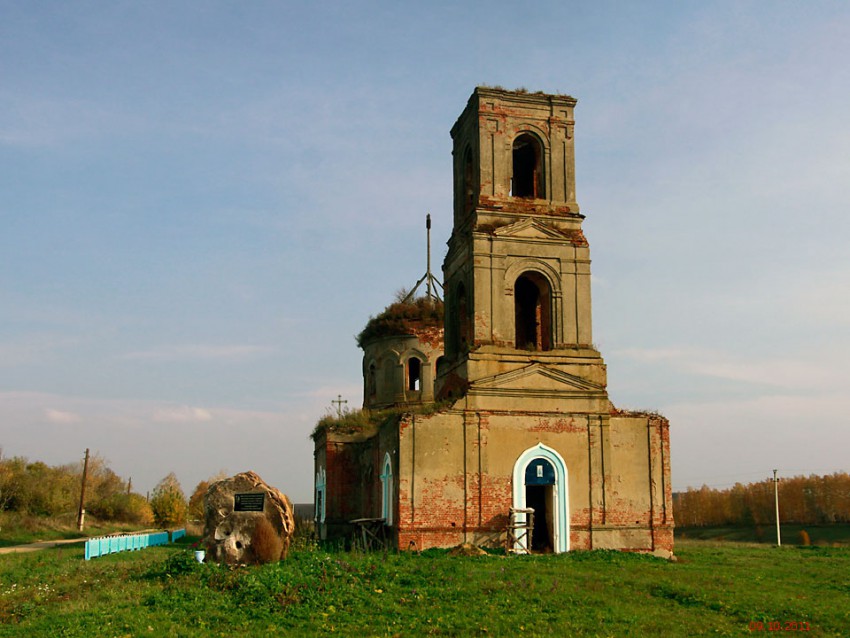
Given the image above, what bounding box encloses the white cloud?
[153,406,213,423]
[44,408,81,424]
[614,346,840,391]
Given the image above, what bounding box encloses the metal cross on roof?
[332,394,348,418]
[402,214,443,303]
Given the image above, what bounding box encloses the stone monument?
[202,471,295,565]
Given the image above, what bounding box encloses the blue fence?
[84,529,186,560]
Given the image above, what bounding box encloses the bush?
[252,517,283,564]
[89,493,154,525]
[0,452,140,522]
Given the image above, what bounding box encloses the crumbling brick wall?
[394,407,673,555]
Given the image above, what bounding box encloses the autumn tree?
[188,471,228,523]
[675,472,850,527]
[0,452,154,525]
[150,472,187,527]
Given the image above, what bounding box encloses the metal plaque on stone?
[234,492,265,512]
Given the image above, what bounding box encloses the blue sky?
[2,1,849,502]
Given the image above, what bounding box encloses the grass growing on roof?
[356,297,444,348]
[311,401,453,442]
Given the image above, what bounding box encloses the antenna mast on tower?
[403,214,443,303]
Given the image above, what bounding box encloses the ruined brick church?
[313,87,673,556]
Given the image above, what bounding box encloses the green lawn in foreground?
[1,539,848,636]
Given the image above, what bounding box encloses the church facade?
[313,87,673,556]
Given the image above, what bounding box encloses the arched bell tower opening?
[511,133,544,199]
[514,271,552,351]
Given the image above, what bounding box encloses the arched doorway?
[512,444,569,553]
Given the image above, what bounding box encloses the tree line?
[674,472,850,527]
[0,451,216,529]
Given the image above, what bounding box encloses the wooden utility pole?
[771,469,781,546]
[77,448,90,532]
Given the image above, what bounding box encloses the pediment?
[472,363,604,393]
[492,218,570,240]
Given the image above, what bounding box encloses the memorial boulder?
[202,471,295,565]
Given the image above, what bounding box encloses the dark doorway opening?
[525,458,555,552]
[526,486,552,552]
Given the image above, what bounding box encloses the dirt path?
[0,538,87,555]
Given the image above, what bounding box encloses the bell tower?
[318,87,673,556]
[438,87,608,409]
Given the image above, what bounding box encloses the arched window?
[315,468,326,524]
[436,356,447,379]
[456,282,471,352]
[462,146,476,213]
[515,271,552,351]
[368,362,377,399]
[407,357,422,392]
[380,453,393,525]
[511,133,544,199]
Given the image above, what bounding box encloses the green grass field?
[1,537,848,637]
[676,523,850,546]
